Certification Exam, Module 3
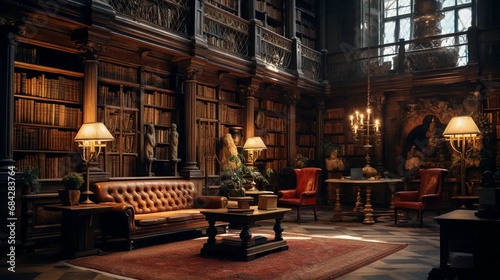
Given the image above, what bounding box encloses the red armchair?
[277,167,322,223]
[394,168,448,227]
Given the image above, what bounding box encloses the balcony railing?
[328,31,469,82]
[107,0,190,34]
[104,2,499,85]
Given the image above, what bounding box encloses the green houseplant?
[22,165,41,194]
[218,154,273,198]
[59,171,84,206]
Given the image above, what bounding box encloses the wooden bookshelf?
[97,61,140,177]
[13,44,83,179]
[256,0,284,35]
[255,98,288,173]
[296,0,317,49]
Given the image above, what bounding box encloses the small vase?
[58,189,81,206]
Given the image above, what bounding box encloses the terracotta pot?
[58,189,81,206]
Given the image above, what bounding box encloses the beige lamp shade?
[75,122,114,142]
[243,136,267,151]
[442,116,480,137]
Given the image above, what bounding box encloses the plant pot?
[58,189,81,206]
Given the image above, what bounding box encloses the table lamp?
[442,116,480,198]
[243,136,267,191]
[74,122,114,204]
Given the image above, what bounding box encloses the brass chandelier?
[348,4,381,178]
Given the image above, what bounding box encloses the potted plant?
[295,154,308,168]
[22,165,41,194]
[59,171,84,206]
[218,154,273,198]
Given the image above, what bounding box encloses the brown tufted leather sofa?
[93,180,228,250]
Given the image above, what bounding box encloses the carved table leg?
[354,185,363,213]
[332,186,343,222]
[273,218,284,241]
[363,186,375,224]
[206,220,217,245]
[240,224,252,247]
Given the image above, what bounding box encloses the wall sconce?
[74,122,114,204]
[442,116,480,198]
[243,137,267,191]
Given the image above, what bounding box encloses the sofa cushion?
[136,218,168,227]
[167,214,192,223]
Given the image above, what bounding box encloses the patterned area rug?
[67,232,407,280]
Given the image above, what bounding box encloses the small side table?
[44,204,113,259]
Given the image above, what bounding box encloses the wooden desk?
[429,209,500,279]
[200,206,291,261]
[44,204,113,259]
[325,178,403,223]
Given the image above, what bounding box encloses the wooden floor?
[1,205,449,280]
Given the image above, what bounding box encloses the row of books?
[196,100,218,119]
[297,134,315,146]
[265,116,286,132]
[98,85,138,108]
[263,159,287,173]
[219,90,238,103]
[325,122,344,134]
[15,47,40,64]
[14,127,78,151]
[263,146,286,159]
[15,99,82,127]
[99,61,138,83]
[324,108,345,119]
[98,108,137,133]
[324,134,345,144]
[155,127,172,144]
[16,153,79,179]
[220,104,243,125]
[487,94,500,109]
[485,111,500,123]
[265,132,285,146]
[197,84,217,99]
[208,0,238,10]
[262,99,285,113]
[144,91,175,107]
[14,72,82,102]
[197,122,218,175]
[143,72,170,88]
[256,0,282,21]
[143,107,172,126]
[154,146,170,160]
[99,154,137,177]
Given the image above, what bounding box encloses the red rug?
[67,232,407,280]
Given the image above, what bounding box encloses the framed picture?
[255,110,266,129]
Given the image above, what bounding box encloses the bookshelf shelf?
[13,43,83,179]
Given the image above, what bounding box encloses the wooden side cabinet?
[44,204,113,259]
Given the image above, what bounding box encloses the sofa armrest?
[194,196,228,209]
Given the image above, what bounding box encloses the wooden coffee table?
[200,206,291,261]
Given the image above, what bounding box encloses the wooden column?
[241,82,259,139]
[0,22,17,170]
[179,66,203,177]
[285,90,300,168]
[82,60,99,123]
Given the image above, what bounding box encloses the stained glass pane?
[398,0,412,15]
[441,11,455,34]
[384,21,396,43]
[458,8,472,31]
[385,0,397,17]
[400,17,411,40]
